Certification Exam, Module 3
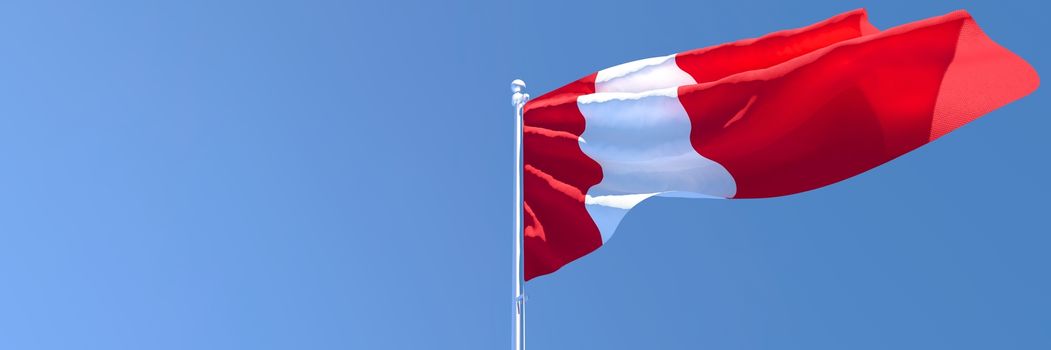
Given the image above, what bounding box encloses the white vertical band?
[577,86,736,242]
[595,54,697,93]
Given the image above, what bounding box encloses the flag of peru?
[522,9,1038,281]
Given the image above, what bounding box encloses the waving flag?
[522,9,1038,280]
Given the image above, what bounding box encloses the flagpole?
[511,79,529,350]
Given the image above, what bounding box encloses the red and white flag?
[523,9,1038,280]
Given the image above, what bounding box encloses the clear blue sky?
[0,1,1046,349]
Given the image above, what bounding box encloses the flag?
[522,9,1038,281]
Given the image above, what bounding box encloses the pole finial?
[511,79,529,108]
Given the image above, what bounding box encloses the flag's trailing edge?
[522,9,1038,281]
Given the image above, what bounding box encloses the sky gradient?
[0,0,1047,349]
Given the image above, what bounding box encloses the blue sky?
[0,0,1047,349]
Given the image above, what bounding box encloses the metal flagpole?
[511,79,529,350]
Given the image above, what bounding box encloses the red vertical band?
[681,11,1037,198]
[522,73,603,280]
